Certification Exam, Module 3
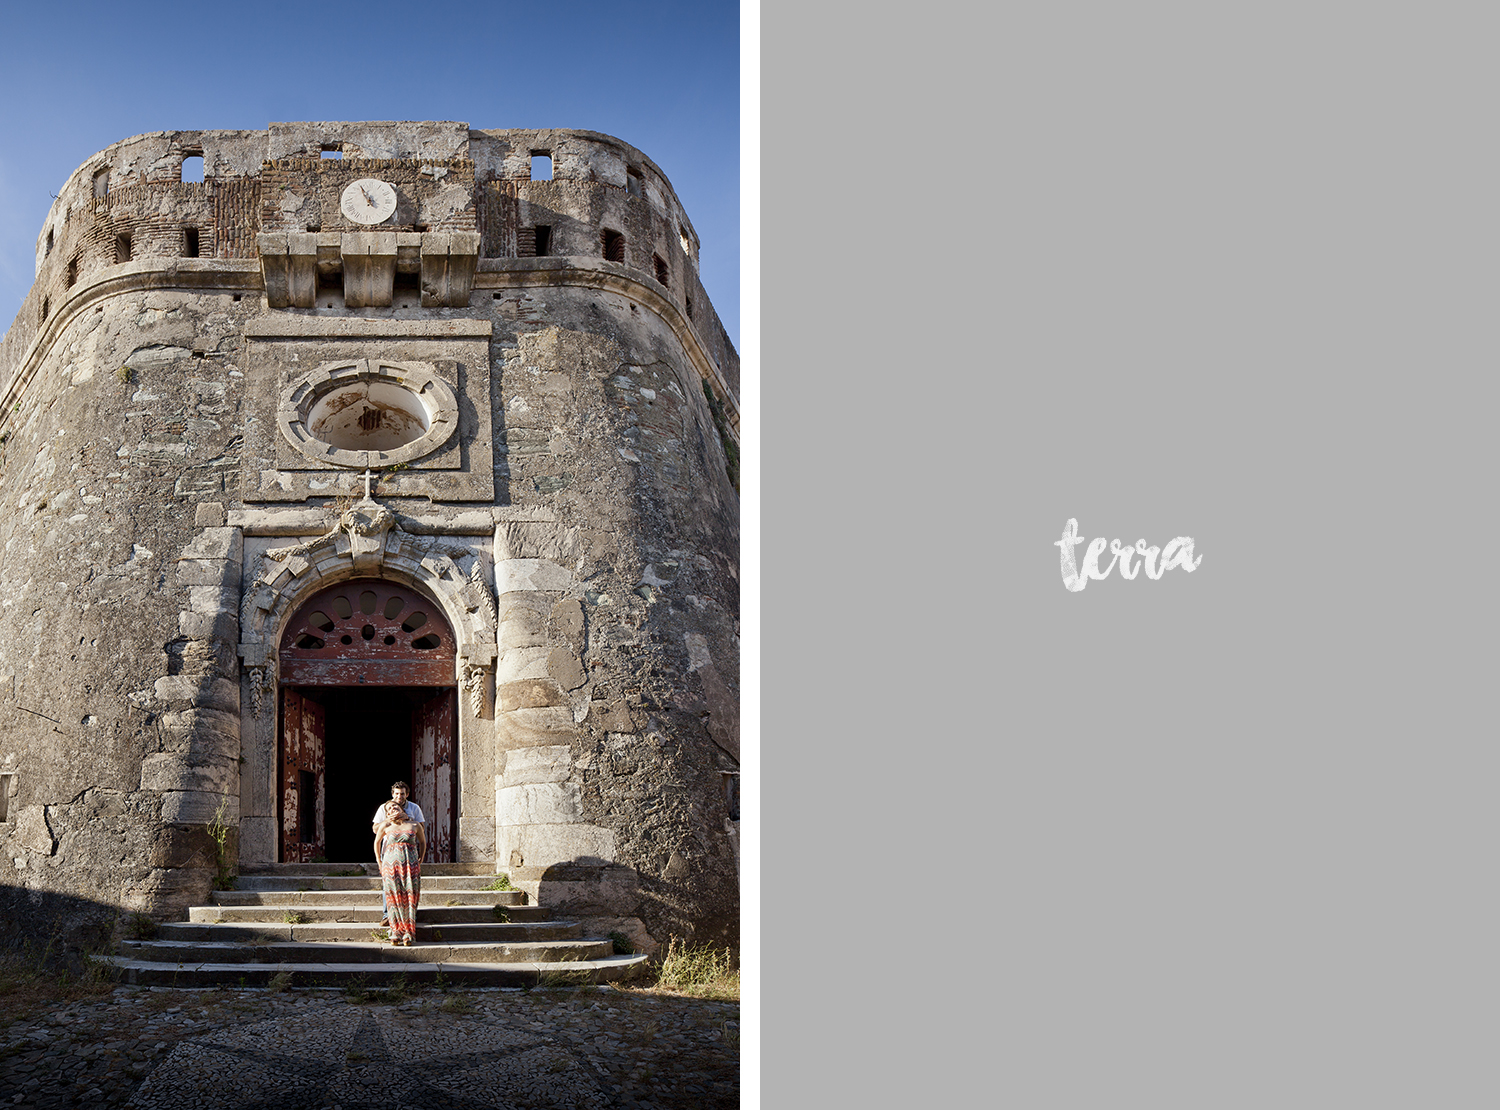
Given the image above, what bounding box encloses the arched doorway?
[277,579,458,863]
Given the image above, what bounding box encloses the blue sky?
[0,0,740,348]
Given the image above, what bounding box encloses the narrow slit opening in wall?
[45,229,53,256]
[534,225,551,256]
[40,297,48,322]
[316,267,343,308]
[0,773,11,822]
[66,257,78,288]
[601,229,624,263]
[181,154,204,184]
[184,228,200,258]
[627,167,644,198]
[116,233,132,263]
[653,254,669,287]
[686,294,693,319]
[530,151,552,181]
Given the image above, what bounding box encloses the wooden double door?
[277,580,458,863]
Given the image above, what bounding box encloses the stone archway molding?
[238,494,497,718]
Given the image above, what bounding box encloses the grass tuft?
[652,937,739,1001]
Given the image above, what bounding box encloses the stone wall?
[0,122,739,953]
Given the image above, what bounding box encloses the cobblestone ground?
[0,985,739,1109]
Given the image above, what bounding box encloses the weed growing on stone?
[124,912,159,941]
[440,992,474,1014]
[651,937,739,1002]
[206,792,237,891]
[491,905,510,922]
[344,974,370,1003]
[268,969,294,993]
[281,911,309,925]
[482,874,515,891]
[608,930,634,954]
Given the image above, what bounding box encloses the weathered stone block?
[160,789,237,826]
[547,645,586,690]
[178,609,238,641]
[497,677,566,712]
[495,823,617,871]
[497,645,550,681]
[153,676,238,713]
[141,753,237,795]
[504,675,573,711]
[188,585,238,614]
[495,558,574,594]
[499,745,572,786]
[175,558,234,587]
[457,816,495,863]
[182,527,242,562]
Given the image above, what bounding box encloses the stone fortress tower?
[0,122,740,954]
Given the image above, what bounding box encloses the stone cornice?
[0,256,738,442]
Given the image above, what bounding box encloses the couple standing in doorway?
[372,781,427,946]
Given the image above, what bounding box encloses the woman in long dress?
[374,801,427,946]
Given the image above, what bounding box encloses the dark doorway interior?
[298,686,446,862]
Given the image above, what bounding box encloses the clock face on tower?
[340,178,398,225]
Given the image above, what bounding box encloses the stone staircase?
[100,863,650,988]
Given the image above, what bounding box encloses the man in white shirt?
[373,781,425,927]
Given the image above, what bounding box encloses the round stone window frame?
[277,359,460,469]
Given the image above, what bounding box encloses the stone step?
[119,937,614,965]
[158,921,581,944]
[97,953,651,988]
[229,875,525,893]
[210,889,526,906]
[238,862,495,876]
[188,904,550,925]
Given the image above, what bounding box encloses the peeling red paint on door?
[280,689,326,862]
[413,689,456,862]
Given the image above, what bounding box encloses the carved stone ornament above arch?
[237,495,497,718]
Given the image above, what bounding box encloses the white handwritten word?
[1054,519,1201,592]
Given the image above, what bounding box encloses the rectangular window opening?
[686,294,694,319]
[530,151,552,181]
[393,270,420,307]
[115,233,132,263]
[601,229,625,263]
[320,145,343,160]
[316,267,343,308]
[534,225,551,257]
[45,229,53,256]
[92,168,109,198]
[626,168,644,198]
[183,228,200,258]
[180,153,204,183]
[0,773,10,823]
[66,257,78,287]
[653,254,669,287]
[40,297,49,322]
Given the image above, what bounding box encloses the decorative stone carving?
[238,491,498,719]
[461,661,489,717]
[245,663,276,719]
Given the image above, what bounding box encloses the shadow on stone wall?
[0,884,122,975]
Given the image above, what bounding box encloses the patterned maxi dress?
[380,826,422,943]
